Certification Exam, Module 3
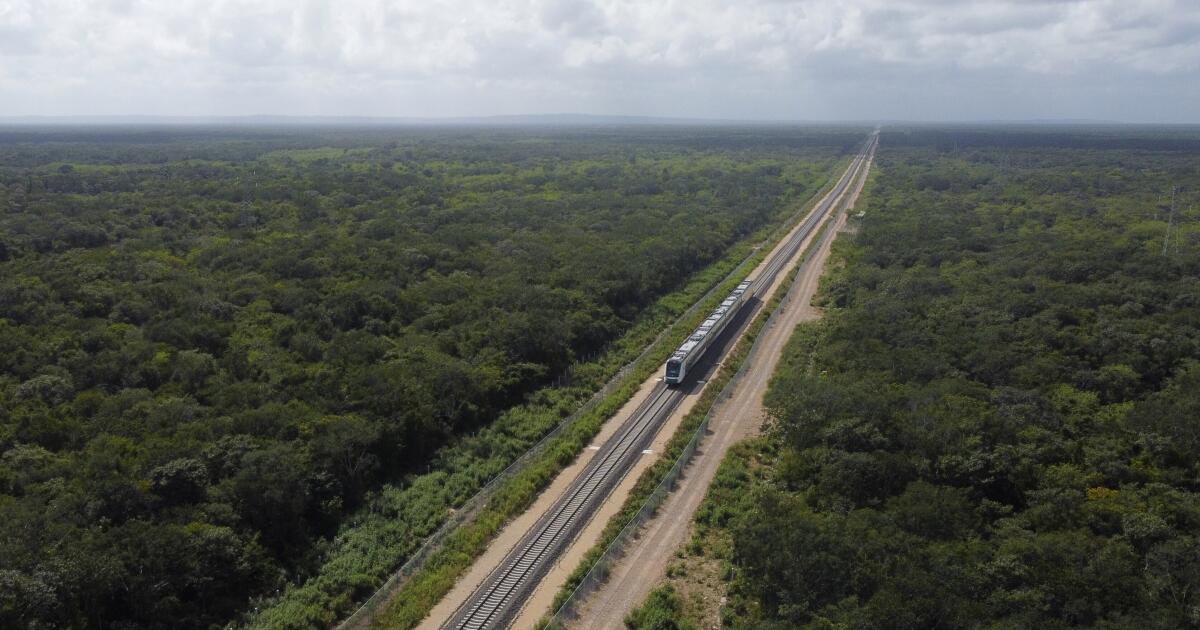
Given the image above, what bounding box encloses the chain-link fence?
[334,161,850,630]
[336,232,767,630]
[542,206,846,629]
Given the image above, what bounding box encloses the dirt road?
[566,149,873,630]
[415,146,872,630]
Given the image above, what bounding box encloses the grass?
[365,185,830,630]
[535,168,857,628]
[242,157,850,630]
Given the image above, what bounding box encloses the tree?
[150,458,209,506]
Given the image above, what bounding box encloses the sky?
[1,0,1198,122]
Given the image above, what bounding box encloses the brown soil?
[564,150,873,630]
[414,375,665,630]
[415,153,870,630]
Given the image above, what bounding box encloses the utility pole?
[1163,186,1178,257]
[1178,204,1193,256]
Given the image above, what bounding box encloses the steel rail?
[441,132,877,630]
[444,384,678,630]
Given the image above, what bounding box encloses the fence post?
[543,207,846,628]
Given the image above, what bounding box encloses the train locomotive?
[665,279,754,385]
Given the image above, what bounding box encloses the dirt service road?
[566,140,875,630]
[418,135,875,630]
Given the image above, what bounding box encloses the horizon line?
[2,113,1197,127]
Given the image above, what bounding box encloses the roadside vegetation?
[360,148,860,630]
[635,127,1200,629]
[362,190,816,630]
[624,438,767,630]
[0,125,859,629]
[540,174,852,629]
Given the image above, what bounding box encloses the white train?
[665,280,754,385]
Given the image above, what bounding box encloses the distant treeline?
[884,124,1200,152]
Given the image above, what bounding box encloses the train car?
[665,280,754,385]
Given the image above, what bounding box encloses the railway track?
[445,384,678,630]
[441,132,878,630]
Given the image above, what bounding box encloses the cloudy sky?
[1,0,1198,122]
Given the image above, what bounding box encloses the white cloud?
[0,0,1197,120]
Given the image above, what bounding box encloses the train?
[665,279,754,385]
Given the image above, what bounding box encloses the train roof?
[668,279,752,361]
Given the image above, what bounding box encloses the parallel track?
[442,132,878,630]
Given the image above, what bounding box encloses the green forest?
[630,127,1200,629]
[0,125,859,629]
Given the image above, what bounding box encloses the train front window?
[666,360,681,378]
